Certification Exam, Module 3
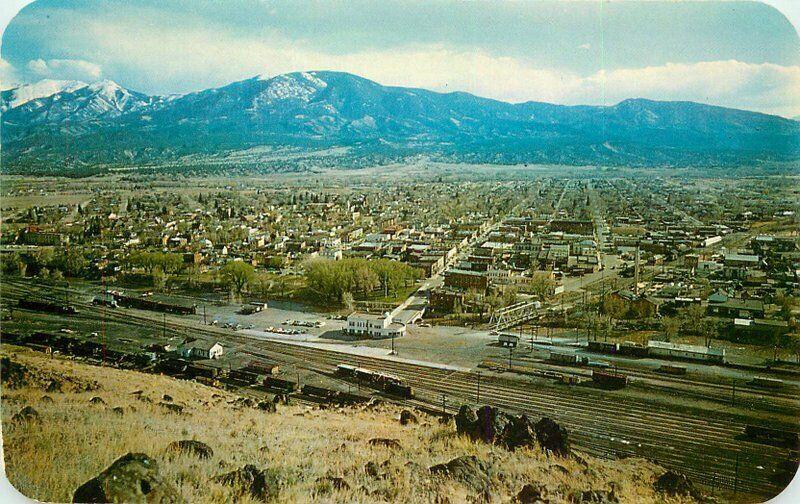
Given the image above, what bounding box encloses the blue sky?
[1,0,799,117]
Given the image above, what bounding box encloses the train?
[111,293,196,315]
[743,425,799,449]
[17,298,78,315]
[335,364,414,399]
[92,297,119,308]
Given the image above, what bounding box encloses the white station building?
[345,312,406,339]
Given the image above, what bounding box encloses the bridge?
[490,300,542,331]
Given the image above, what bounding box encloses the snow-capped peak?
[3,79,88,109]
[253,72,328,106]
[87,79,127,98]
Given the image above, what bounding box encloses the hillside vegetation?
[1,345,699,503]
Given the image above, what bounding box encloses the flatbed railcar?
[18,298,78,315]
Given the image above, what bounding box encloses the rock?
[653,471,695,497]
[534,418,570,457]
[72,452,183,503]
[430,455,491,493]
[112,406,125,416]
[12,406,39,423]
[166,440,214,460]
[315,475,350,493]
[368,438,402,450]
[500,414,537,451]
[130,390,144,396]
[89,396,105,405]
[45,378,63,393]
[158,402,184,414]
[162,394,173,402]
[40,395,54,403]
[364,461,381,478]
[256,400,276,412]
[455,405,479,437]
[399,409,418,425]
[0,357,29,388]
[569,488,618,503]
[477,406,511,444]
[273,394,289,405]
[516,484,547,503]
[214,464,279,501]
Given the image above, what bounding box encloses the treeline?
[304,258,421,304]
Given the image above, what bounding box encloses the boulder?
[653,471,695,497]
[500,414,537,451]
[162,394,173,402]
[89,396,105,405]
[72,452,183,503]
[455,405,479,437]
[256,401,277,412]
[516,484,547,503]
[273,394,289,405]
[112,407,125,416]
[12,405,39,423]
[399,409,417,425]
[40,395,54,403]
[430,455,491,493]
[368,438,402,450]
[473,406,509,444]
[166,440,214,460]
[214,464,279,501]
[534,418,570,457]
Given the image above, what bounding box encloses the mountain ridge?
[2,71,798,174]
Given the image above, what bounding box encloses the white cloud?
[26,58,102,82]
[0,57,21,89]
[19,18,800,117]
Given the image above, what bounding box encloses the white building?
[180,341,224,360]
[345,312,406,339]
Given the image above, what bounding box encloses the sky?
[1,0,799,117]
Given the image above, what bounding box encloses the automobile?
[60,328,76,334]
[418,323,431,328]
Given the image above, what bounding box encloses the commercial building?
[345,312,406,339]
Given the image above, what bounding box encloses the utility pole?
[203,305,207,325]
[508,345,514,371]
[441,394,447,415]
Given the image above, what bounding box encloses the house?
[345,312,406,339]
[179,341,224,360]
[707,298,765,319]
[443,268,489,291]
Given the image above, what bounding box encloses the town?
[1,165,798,501]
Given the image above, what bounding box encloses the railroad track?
[2,279,796,498]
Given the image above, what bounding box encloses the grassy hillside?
[1,345,698,503]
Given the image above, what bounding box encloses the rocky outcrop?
[399,409,417,425]
[12,405,40,423]
[515,483,547,503]
[72,452,183,503]
[368,438,402,450]
[455,405,568,455]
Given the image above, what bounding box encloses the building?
[707,298,766,319]
[345,312,406,339]
[179,341,224,360]
[443,268,489,291]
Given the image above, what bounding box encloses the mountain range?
[2,71,799,174]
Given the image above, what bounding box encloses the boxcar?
[592,370,627,389]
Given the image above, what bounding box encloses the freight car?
[92,297,119,308]
[743,425,799,449]
[384,380,414,399]
[658,364,687,376]
[587,341,618,355]
[592,370,628,389]
[263,376,297,393]
[335,364,414,398]
[18,298,78,315]
[548,352,581,365]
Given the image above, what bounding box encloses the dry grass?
[1,345,696,503]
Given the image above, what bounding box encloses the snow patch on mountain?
[1,79,88,110]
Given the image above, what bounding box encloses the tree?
[221,261,256,297]
[660,316,680,342]
[528,272,554,301]
[602,295,628,325]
